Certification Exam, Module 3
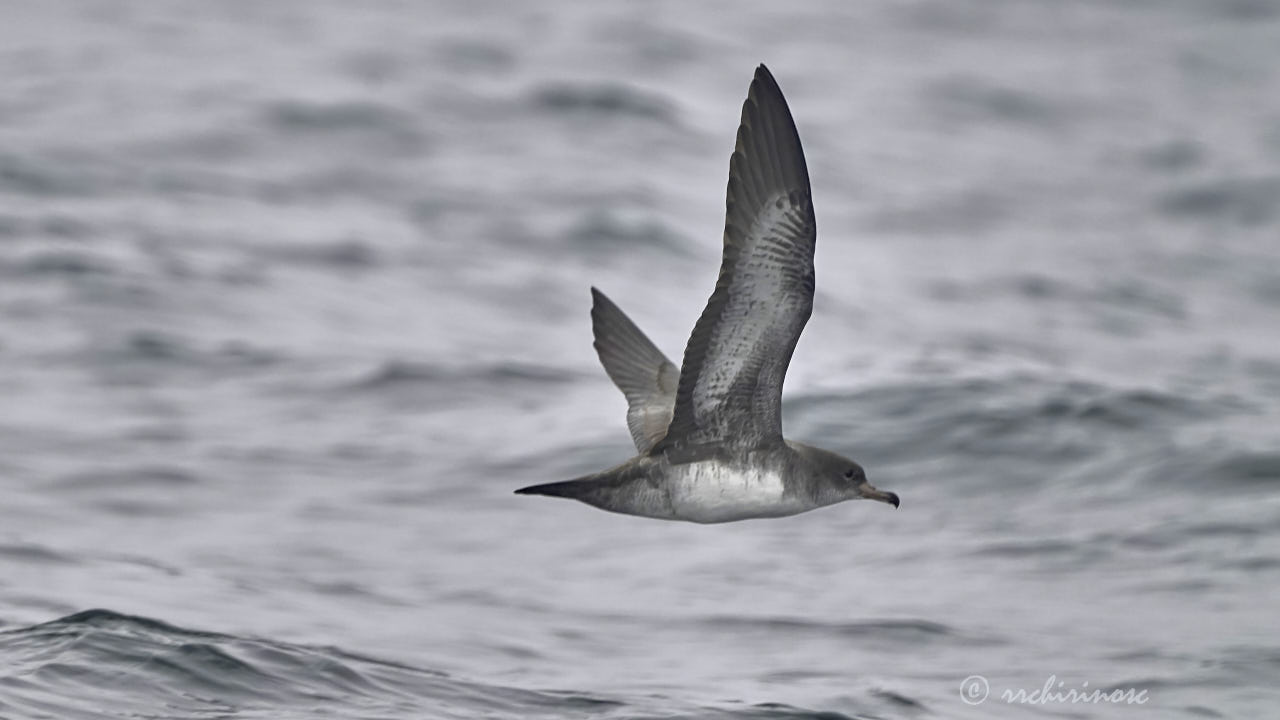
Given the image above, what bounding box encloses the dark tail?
[514,478,593,499]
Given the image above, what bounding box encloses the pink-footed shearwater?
[516,65,899,523]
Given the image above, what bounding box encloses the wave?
[343,359,580,393]
[261,99,426,152]
[529,81,679,124]
[50,465,202,492]
[924,75,1066,129]
[0,152,103,198]
[0,542,80,566]
[565,207,695,258]
[788,374,1232,462]
[0,610,886,720]
[696,614,973,644]
[1210,450,1280,486]
[927,272,1187,320]
[1158,175,1280,226]
[80,332,282,382]
[253,238,381,270]
[6,250,118,278]
[0,609,568,719]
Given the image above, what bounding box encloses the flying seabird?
[516,65,899,523]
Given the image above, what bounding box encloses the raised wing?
[590,287,678,453]
[654,64,816,453]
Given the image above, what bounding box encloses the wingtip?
[753,63,778,89]
[589,286,611,318]
[743,64,790,127]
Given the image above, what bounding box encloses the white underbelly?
[667,462,807,523]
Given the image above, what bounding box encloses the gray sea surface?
[1,1,1279,718]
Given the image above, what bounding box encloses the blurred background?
[1,1,1278,718]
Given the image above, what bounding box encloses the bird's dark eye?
[843,469,856,480]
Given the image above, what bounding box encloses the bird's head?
[837,461,899,508]
[799,444,899,509]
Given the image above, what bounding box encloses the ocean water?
[1,1,1278,718]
